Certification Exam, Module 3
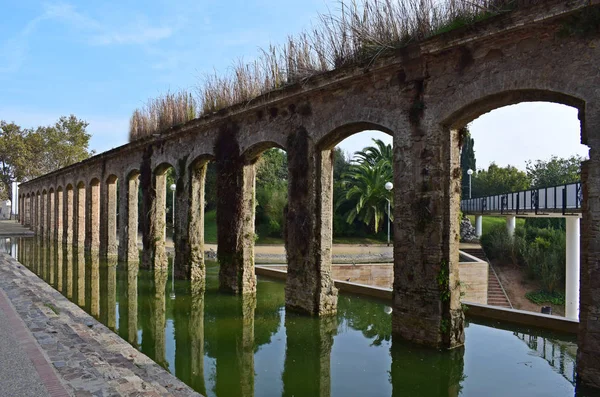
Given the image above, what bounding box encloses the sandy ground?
[493,263,565,316]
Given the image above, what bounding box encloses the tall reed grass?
[130,0,543,141]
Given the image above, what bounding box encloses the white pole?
[387,199,391,246]
[172,190,175,227]
[506,216,516,237]
[565,217,580,320]
[475,215,483,237]
[469,174,472,199]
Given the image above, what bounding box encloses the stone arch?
[442,89,585,132]
[316,121,394,150]
[242,141,285,164]
[440,87,596,365]
[154,162,176,176]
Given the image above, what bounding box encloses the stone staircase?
[461,247,512,309]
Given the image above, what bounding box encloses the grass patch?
[44,303,60,315]
[525,290,565,306]
[468,215,525,236]
[204,209,388,245]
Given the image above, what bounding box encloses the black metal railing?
[461,181,582,215]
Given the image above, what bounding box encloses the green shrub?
[525,290,565,306]
[480,224,514,264]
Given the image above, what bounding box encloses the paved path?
[0,297,51,397]
[0,252,201,396]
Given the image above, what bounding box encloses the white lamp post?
[170,183,177,300]
[467,169,473,199]
[385,182,393,246]
[170,183,177,227]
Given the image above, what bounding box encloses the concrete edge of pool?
[0,252,201,397]
[255,265,579,335]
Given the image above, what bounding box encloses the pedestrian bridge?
[461,182,582,217]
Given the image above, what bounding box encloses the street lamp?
[385,182,393,246]
[467,169,473,199]
[170,183,177,227]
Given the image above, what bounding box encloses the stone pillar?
[566,216,580,320]
[475,215,483,238]
[118,174,139,263]
[85,181,100,252]
[36,193,41,235]
[215,126,256,294]
[48,190,55,241]
[41,191,47,239]
[285,127,337,315]
[282,315,336,396]
[506,215,516,237]
[577,153,600,388]
[174,160,207,281]
[64,186,74,245]
[75,184,86,247]
[392,117,464,349]
[141,169,168,271]
[100,176,118,257]
[55,189,63,242]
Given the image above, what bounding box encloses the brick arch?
[90,178,100,186]
[316,121,394,150]
[125,168,141,181]
[106,174,118,184]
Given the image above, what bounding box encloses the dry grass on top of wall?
[129,0,547,142]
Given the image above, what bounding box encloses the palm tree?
[337,159,393,233]
[353,138,393,168]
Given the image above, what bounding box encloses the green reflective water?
[12,237,600,397]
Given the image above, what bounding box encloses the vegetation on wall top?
[129,0,544,141]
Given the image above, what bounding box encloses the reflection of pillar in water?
[107,258,117,330]
[390,337,465,396]
[65,244,73,299]
[152,269,168,368]
[282,315,336,397]
[89,252,100,318]
[215,293,256,397]
[189,282,206,395]
[118,261,139,345]
[76,247,85,307]
[127,263,139,345]
[48,242,55,286]
[100,257,108,325]
[56,242,63,291]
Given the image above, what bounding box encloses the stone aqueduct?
[15,0,600,388]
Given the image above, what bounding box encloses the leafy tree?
[460,126,476,198]
[0,115,94,216]
[526,155,583,188]
[332,147,350,180]
[256,148,287,185]
[255,149,288,238]
[471,163,529,197]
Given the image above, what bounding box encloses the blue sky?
[0,1,588,169]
